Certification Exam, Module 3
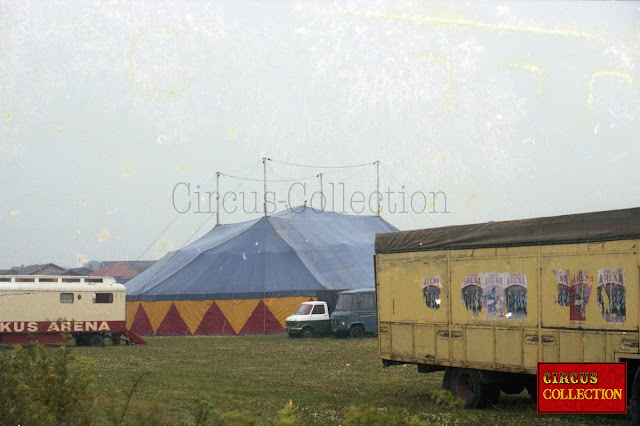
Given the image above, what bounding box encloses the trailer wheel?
[89,334,104,347]
[74,335,88,346]
[302,328,314,339]
[449,368,486,408]
[350,325,365,338]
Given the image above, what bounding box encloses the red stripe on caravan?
[0,321,125,334]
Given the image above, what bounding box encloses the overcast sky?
[1,1,639,268]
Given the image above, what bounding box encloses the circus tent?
[125,207,397,335]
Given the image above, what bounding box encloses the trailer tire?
[89,334,104,347]
[302,328,314,339]
[449,368,486,409]
[350,325,365,338]
[74,335,88,346]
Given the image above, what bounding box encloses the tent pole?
[375,160,380,216]
[216,172,220,225]
[263,157,267,217]
[318,172,324,211]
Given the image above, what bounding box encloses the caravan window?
[60,293,74,304]
[93,293,113,304]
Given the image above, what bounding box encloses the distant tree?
[83,260,102,271]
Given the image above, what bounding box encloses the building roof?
[89,264,138,278]
[60,267,94,276]
[99,261,155,273]
[16,263,66,275]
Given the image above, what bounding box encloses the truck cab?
[285,301,331,338]
[330,288,377,338]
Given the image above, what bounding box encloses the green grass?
[76,335,630,424]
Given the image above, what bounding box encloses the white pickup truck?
[284,301,331,338]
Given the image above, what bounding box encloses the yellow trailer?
[375,208,640,417]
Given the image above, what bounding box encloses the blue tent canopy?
[126,208,398,302]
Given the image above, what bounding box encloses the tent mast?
[263,157,268,217]
[375,160,380,216]
[216,172,220,225]
[318,172,324,211]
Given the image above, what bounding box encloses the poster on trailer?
[597,269,626,324]
[462,274,483,317]
[480,272,505,319]
[461,272,528,319]
[505,272,527,319]
[422,276,441,310]
[554,270,570,307]
[570,270,592,325]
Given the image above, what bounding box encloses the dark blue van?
[330,288,377,337]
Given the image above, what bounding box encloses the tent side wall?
[126,296,316,336]
[125,289,353,335]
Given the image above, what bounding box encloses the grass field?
[77,335,629,425]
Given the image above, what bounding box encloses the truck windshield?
[294,304,313,315]
[335,294,356,311]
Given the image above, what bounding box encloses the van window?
[312,305,325,315]
[335,294,356,311]
[358,293,375,310]
[93,293,113,303]
[60,293,74,304]
[294,304,313,315]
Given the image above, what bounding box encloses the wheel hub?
[455,372,474,401]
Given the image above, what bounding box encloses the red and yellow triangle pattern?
[126,296,314,335]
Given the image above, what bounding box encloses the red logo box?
[537,362,627,414]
